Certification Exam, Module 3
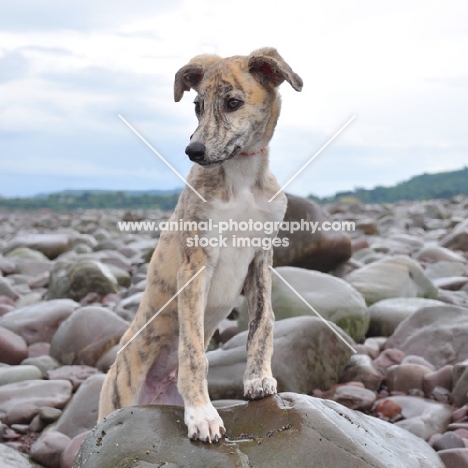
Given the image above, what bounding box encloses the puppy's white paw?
[184,403,225,443]
[244,376,277,400]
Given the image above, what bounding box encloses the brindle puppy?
[99,47,302,443]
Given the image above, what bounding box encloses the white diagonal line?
[269,115,356,202]
[269,267,356,353]
[118,114,207,202]
[117,266,206,355]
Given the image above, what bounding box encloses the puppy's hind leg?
[243,248,277,400]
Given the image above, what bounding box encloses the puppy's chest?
[203,189,283,320]
[208,189,284,240]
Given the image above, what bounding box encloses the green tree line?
[0,191,181,211]
[310,167,468,204]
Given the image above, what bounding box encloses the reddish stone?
[438,448,468,467]
[454,429,468,439]
[373,348,405,371]
[45,365,102,391]
[0,304,14,316]
[373,399,402,419]
[0,326,28,365]
[31,430,71,468]
[449,423,468,431]
[60,431,90,468]
[428,433,443,447]
[353,344,368,355]
[423,365,454,395]
[453,407,468,422]
[352,237,370,253]
[101,293,120,306]
[0,295,15,306]
[386,363,432,393]
[79,292,102,306]
[28,342,50,358]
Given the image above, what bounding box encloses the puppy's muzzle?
[185,142,206,163]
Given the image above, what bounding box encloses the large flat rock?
[74,393,444,468]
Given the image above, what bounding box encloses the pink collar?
[240,147,266,156]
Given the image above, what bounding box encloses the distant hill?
[0,189,183,211]
[1,167,467,211]
[311,167,468,204]
[31,189,181,199]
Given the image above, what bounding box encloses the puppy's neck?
[222,150,270,194]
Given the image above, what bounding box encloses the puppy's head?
[174,47,302,167]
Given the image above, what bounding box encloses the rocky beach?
[0,194,468,467]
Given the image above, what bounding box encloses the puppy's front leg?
[177,258,225,443]
[243,248,277,399]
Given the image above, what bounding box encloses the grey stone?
[39,406,63,423]
[46,260,119,302]
[15,292,43,308]
[45,365,102,391]
[453,360,468,407]
[425,261,467,279]
[0,299,79,344]
[3,234,73,260]
[88,250,132,272]
[327,384,377,411]
[105,263,131,288]
[339,354,382,391]
[381,395,452,440]
[415,246,467,264]
[345,255,437,305]
[5,247,49,263]
[0,443,40,467]
[440,229,468,251]
[386,305,468,368]
[401,354,435,370]
[272,194,352,272]
[21,355,60,375]
[55,374,105,439]
[368,297,445,336]
[0,255,16,275]
[454,360,468,386]
[95,345,118,373]
[0,365,43,386]
[240,266,369,341]
[18,260,53,277]
[435,276,468,291]
[114,291,143,321]
[433,432,465,451]
[50,306,129,366]
[423,365,453,395]
[74,393,444,468]
[208,316,354,399]
[0,276,19,300]
[386,364,432,393]
[30,430,71,468]
[0,379,73,424]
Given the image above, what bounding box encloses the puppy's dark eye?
[226,98,243,111]
[194,101,201,115]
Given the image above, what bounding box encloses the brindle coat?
[98,47,302,443]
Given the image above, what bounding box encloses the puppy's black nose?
[185,142,206,162]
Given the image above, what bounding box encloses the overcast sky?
[0,0,467,198]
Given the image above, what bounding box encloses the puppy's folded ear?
[174,54,221,102]
[248,47,303,92]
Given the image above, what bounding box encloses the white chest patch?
[202,187,286,333]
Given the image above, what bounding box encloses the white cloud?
[0,0,467,197]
